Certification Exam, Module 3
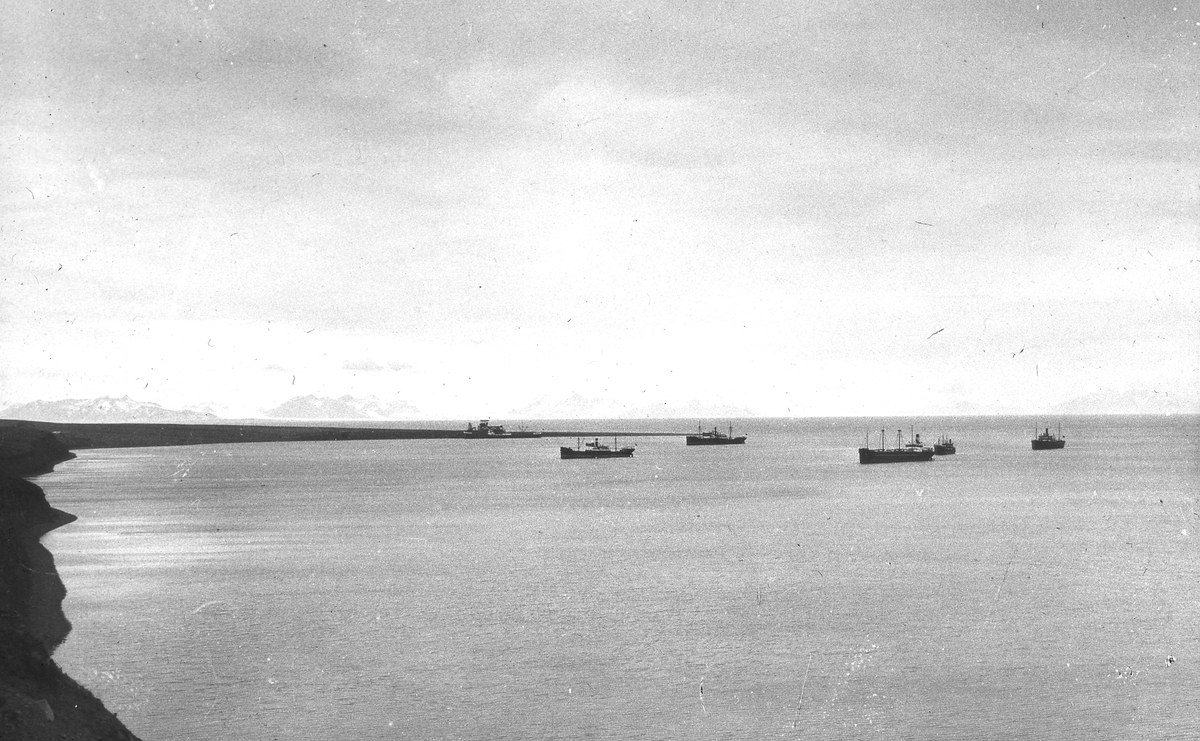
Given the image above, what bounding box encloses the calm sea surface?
[41,416,1200,740]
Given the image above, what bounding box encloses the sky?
[2,0,1197,419]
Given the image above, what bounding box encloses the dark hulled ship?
[685,424,747,446]
[463,420,542,438]
[1031,425,1065,450]
[560,438,635,459]
[858,428,935,464]
[933,435,956,455]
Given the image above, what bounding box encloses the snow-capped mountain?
[1,396,219,422]
[261,395,422,420]
[510,395,756,420]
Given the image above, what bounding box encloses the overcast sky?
[2,0,1197,418]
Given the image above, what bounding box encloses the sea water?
[41,416,1200,740]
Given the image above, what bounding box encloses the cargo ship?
[685,424,747,446]
[560,438,635,459]
[462,420,542,438]
[933,435,956,455]
[858,428,935,464]
[1031,425,1065,450]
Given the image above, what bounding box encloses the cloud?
[3,0,1195,418]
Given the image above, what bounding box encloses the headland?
[0,424,141,740]
[0,417,684,739]
[3,419,684,450]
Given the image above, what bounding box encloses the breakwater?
[4,419,685,450]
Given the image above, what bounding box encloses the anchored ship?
[686,423,747,446]
[858,428,935,464]
[933,434,956,455]
[1031,424,1065,450]
[462,420,542,438]
[560,438,635,459]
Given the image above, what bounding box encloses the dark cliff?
[0,427,141,740]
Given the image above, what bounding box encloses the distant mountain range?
[509,394,757,420]
[0,396,219,423]
[4,389,1188,425]
[261,395,423,420]
[1,395,426,422]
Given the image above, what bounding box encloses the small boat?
[685,423,747,446]
[858,428,935,464]
[560,438,635,459]
[1031,424,1065,450]
[933,434,956,455]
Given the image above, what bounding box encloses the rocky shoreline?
[0,417,685,739]
[0,418,469,740]
[0,426,141,740]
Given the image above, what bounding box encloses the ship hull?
[933,445,956,455]
[560,446,634,459]
[1031,439,1065,450]
[858,447,935,464]
[686,436,746,446]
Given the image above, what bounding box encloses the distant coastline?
[0,416,692,738]
[1,419,685,450]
